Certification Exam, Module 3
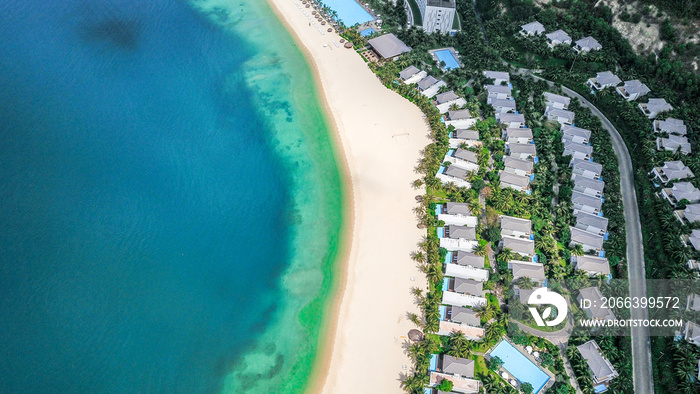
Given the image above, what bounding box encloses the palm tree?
[496,248,514,264]
[410,250,426,264]
[476,303,497,321]
[570,244,585,256]
[516,276,536,290]
[447,331,473,358]
[472,242,488,256]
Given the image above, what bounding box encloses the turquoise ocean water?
[0,0,343,392]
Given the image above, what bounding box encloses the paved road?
[512,69,653,393]
[560,86,654,394]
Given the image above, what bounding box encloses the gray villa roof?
[572,158,603,174]
[399,65,420,80]
[418,76,439,90]
[564,141,593,155]
[486,84,512,95]
[570,227,604,250]
[688,229,700,251]
[574,176,605,193]
[572,191,603,210]
[643,98,673,114]
[504,128,533,139]
[578,287,616,320]
[367,34,411,59]
[575,36,603,51]
[499,170,530,188]
[683,204,700,223]
[483,70,510,83]
[510,261,546,281]
[507,142,537,156]
[546,29,572,44]
[450,306,481,326]
[446,225,476,240]
[445,202,472,216]
[503,235,535,255]
[575,255,610,275]
[454,129,480,140]
[591,71,621,87]
[454,251,485,268]
[504,156,534,172]
[521,21,546,35]
[448,109,472,120]
[454,278,483,295]
[544,92,571,106]
[452,148,478,163]
[667,182,700,202]
[499,113,526,124]
[577,340,618,382]
[575,211,609,232]
[501,215,532,235]
[442,355,474,377]
[654,118,687,135]
[655,161,694,182]
[443,165,468,180]
[436,91,460,104]
[491,99,517,110]
[546,107,576,123]
[562,126,592,139]
[619,79,650,96]
[657,135,691,154]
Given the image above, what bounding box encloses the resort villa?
[683,321,700,347]
[652,161,694,185]
[443,148,479,172]
[505,142,537,161]
[571,159,603,180]
[500,215,532,239]
[577,340,619,392]
[574,211,608,236]
[681,229,700,251]
[656,134,692,155]
[587,71,621,91]
[544,92,570,110]
[503,156,534,176]
[366,33,411,60]
[661,182,700,207]
[546,29,572,48]
[400,65,428,85]
[573,176,605,198]
[562,126,592,144]
[498,113,526,128]
[486,84,513,102]
[483,70,510,86]
[439,225,478,252]
[675,204,700,225]
[545,107,575,125]
[569,226,605,253]
[653,117,687,136]
[577,287,616,321]
[571,191,603,215]
[639,98,673,118]
[502,128,533,144]
[435,90,467,113]
[436,202,478,227]
[448,128,480,148]
[501,235,535,258]
[436,164,471,188]
[573,255,611,277]
[520,21,545,36]
[563,141,593,161]
[573,36,602,53]
[509,261,546,284]
[616,79,650,101]
[498,170,531,194]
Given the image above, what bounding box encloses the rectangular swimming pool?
[488,340,550,393]
[434,49,460,70]
[322,0,374,26]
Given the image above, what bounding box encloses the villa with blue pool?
[487,339,554,393]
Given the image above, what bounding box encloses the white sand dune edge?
[264,0,431,393]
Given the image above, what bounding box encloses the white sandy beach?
[264,0,431,392]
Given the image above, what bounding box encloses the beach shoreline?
[262,1,431,393]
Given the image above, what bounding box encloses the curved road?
[559,86,652,394]
[513,69,653,393]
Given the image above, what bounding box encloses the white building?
[416,0,457,34]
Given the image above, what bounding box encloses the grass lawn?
[471,355,489,377]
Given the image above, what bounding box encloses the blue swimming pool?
[322,0,374,26]
[435,49,460,70]
[488,340,550,393]
[359,27,375,37]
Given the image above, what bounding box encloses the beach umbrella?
[533,351,540,358]
[339,39,345,43]
[327,28,332,32]
[415,195,423,202]
[344,42,353,49]
[501,371,509,379]
[408,329,423,341]
[321,21,326,25]
[526,345,533,353]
